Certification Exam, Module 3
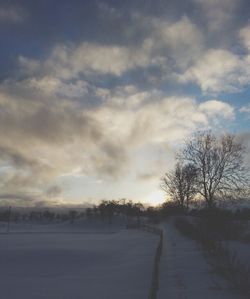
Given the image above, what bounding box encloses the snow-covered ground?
[228,240,250,265]
[0,217,126,233]
[2,217,247,299]
[158,218,243,299]
[0,221,158,299]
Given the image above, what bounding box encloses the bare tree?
[180,131,249,208]
[161,162,197,209]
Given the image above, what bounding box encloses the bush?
[159,201,186,218]
[192,208,246,240]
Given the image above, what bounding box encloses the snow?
[0,217,126,234]
[158,218,242,299]
[227,240,250,265]
[0,221,158,299]
[2,216,245,299]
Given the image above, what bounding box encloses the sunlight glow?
[144,190,165,206]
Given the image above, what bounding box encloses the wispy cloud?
[192,0,239,31]
[0,5,26,23]
[240,104,250,116]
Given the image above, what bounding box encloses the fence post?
[148,227,163,299]
[7,206,11,233]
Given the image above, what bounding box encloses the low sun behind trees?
[161,131,250,209]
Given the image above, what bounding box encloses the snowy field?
[0,217,126,233]
[0,221,158,299]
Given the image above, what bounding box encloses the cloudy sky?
[0,0,249,207]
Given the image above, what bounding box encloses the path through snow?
[158,218,243,299]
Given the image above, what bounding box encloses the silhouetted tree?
[161,162,197,209]
[129,202,143,224]
[69,210,77,224]
[86,208,93,220]
[98,200,117,224]
[180,131,249,208]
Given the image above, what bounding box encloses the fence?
[126,223,164,299]
[146,226,163,299]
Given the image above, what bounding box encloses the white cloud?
[26,42,153,78]
[90,94,234,146]
[179,49,246,93]
[199,99,235,119]
[240,104,250,115]
[19,16,203,78]
[178,23,250,94]
[26,76,89,98]
[19,56,43,75]
[239,25,250,51]
[19,16,250,96]
[150,16,204,69]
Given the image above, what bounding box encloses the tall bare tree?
[180,132,249,208]
[161,162,197,209]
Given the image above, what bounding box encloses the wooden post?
[7,206,11,233]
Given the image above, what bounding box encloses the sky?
[0,0,249,207]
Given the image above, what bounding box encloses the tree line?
[0,200,153,224]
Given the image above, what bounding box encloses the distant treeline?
[1,199,250,224]
[0,199,158,224]
[0,208,82,223]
